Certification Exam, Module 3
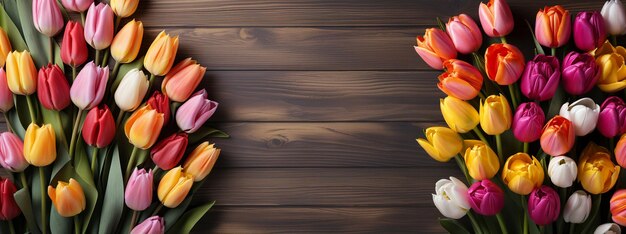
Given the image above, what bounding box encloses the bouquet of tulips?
[415,0,626,233]
[0,0,227,233]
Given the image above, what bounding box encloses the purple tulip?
[574,11,607,51]
[528,185,560,226]
[520,54,560,101]
[125,168,153,211]
[70,61,109,110]
[562,52,600,95]
[512,102,545,142]
[598,96,626,138]
[130,216,164,234]
[0,132,28,172]
[467,179,504,216]
[175,90,218,133]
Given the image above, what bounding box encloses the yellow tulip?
[124,105,164,149]
[110,0,140,18]
[47,178,86,217]
[440,96,479,133]
[578,142,620,194]
[501,153,544,195]
[183,142,220,181]
[479,94,511,135]
[111,20,143,63]
[593,41,626,92]
[143,31,179,76]
[23,123,56,167]
[463,140,500,180]
[0,29,12,67]
[5,51,37,95]
[416,126,463,162]
[157,166,193,208]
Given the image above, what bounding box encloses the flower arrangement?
[415,0,626,233]
[0,0,227,233]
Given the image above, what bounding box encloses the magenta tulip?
[151,133,188,170]
[561,51,600,95]
[467,179,504,216]
[125,168,153,211]
[574,11,607,51]
[84,3,114,50]
[33,0,64,37]
[0,69,13,112]
[61,0,93,12]
[528,186,560,225]
[176,90,218,133]
[512,102,545,142]
[38,64,71,110]
[0,132,27,173]
[130,216,164,234]
[598,96,626,138]
[70,61,109,110]
[520,54,560,101]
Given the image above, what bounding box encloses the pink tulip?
[478,0,514,37]
[176,90,218,133]
[130,216,164,234]
[0,132,28,173]
[0,69,13,112]
[84,3,114,50]
[33,0,64,37]
[598,96,626,138]
[512,102,545,142]
[528,185,560,225]
[561,52,600,95]
[414,28,457,70]
[70,61,109,110]
[446,14,483,54]
[467,179,504,216]
[520,54,560,101]
[61,0,93,12]
[574,11,607,51]
[125,168,153,211]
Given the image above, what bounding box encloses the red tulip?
[37,64,70,110]
[146,91,170,123]
[150,133,188,170]
[82,105,115,148]
[61,21,88,67]
[0,178,20,220]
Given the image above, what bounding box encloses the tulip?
[70,61,109,110]
[124,105,164,149]
[84,3,114,50]
[440,96,479,133]
[463,140,499,180]
[0,132,28,172]
[0,29,12,67]
[595,223,622,234]
[111,20,143,63]
[616,134,626,167]
[0,178,20,220]
[33,0,64,37]
[540,116,575,156]
[48,178,86,217]
[437,59,483,100]
[432,176,470,219]
[602,0,626,35]
[501,153,544,195]
[574,11,607,51]
[512,102,545,142]
[416,126,463,162]
[467,179,503,216]
[37,64,71,110]
[579,142,620,194]
[61,21,88,67]
[594,42,626,92]
[547,156,577,188]
[130,216,164,234]
[562,51,600,95]
[597,96,626,138]
[528,186,560,225]
[146,91,170,123]
[611,189,626,226]
[157,166,193,208]
[484,43,525,85]
[535,6,571,48]
[23,123,56,167]
[520,54,560,101]
[114,68,148,111]
[5,51,37,95]
[563,190,592,224]
[125,168,153,211]
[82,105,115,148]
[176,90,218,133]
[559,98,600,136]
[61,0,93,12]
[479,94,511,135]
[144,31,179,76]
[414,28,456,70]
[183,142,220,182]
[161,58,206,102]
[478,0,514,37]
[110,0,140,18]
[151,133,188,170]
[0,69,14,112]
[446,14,482,54]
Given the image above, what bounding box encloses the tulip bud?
[125,168,153,211]
[502,153,544,195]
[547,156,577,188]
[484,43,525,85]
[84,3,114,50]
[598,96,626,138]
[157,166,193,208]
[144,31,179,76]
[6,51,37,95]
[414,28,456,70]
[528,185,560,225]
[432,176,470,219]
[111,20,144,63]
[0,178,21,220]
[61,0,93,12]
[70,61,109,110]
[416,127,463,162]
[176,90,218,133]
[161,58,206,102]
[110,0,139,18]
[574,11,607,51]
[463,140,499,180]
[562,51,600,95]
[183,142,220,182]
[114,69,148,111]
[0,69,14,112]
[595,223,621,234]
[478,0,514,37]
[520,54,560,101]
[151,133,188,170]
[48,178,86,217]
[612,190,626,226]
[0,132,28,172]
[446,14,482,54]
[594,42,626,93]
[559,98,600,136]
[467,179,503,216]
[0,29,12,67]
[33,0,64,37]
[540,116,575,156]
[23,123,56,167]
[37,64,71,110]
[130,216,164,234]
[564,190,592,224]
[61,21,88,67]
[82,105,115,148]
[437,59,483,101]
[616,134,626,167]
[579,142,620,194]
[440,96,479,133]
[479,94,511,135]
[124,105,164,149]
[602,0,626,35]
[535,6,571,48]
[146,91,170,123]
[512,102,545,142]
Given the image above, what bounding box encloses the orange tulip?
[579,142,620,194]
[161,58,206,102]
[535,6,571,48]
[48,178,86,217]
[438,59,483,100]
[414,28,457,70]
[485,43,525,85]
[124,105,165,149]
[540,116,575,156]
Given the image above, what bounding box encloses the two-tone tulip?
[540,116,575,156]
[114,68,148,111]
[414,28,456,70]
[416,126,463,162]
[615,134,626,168]
[161,58,206,102]
[479,94,511,135]
[157,166,193,208]
[463,140,499,180]
[144,31,179,76]
[5,51,37,95]
[593,42,626,92]
[520,54,560,101]
[0,132,28,172]
[437,59,483,100]
[0,69,13,112]
[562,52,600,95]
[33,0,64,37]
[110,0,140,18]
[82,105,115,148]
[130,216,164,234]
[176,90,218,133]
[0,178,20,220]
[485,43,525,85]
[23,123,56,167]
[446,14,482,54]
[84,3,114,50]
[611,189,626,226]
[432,176,470,219]
[61,0,93,12]
[151,133,188,170]
[37,64,71,110]
[111,20,143,63]
[183,142,220,181]
[146,91,170,123]
[535,6,571,48]
[512,102,545,142]
[124,105,164,149]
[502,153,544,195]
[547,156,577,188]
[70,61,109,110]
[579,142,620,194]
[61,21,88,68]
[440,96,479,133]
[528,186,560,225]
[574,11,607,51]
[602,0,626,35]
[478,0,514,37]
[467,179,503,216]
[48,178,86,217]
[125,168,153,211]
[564,190,592,224]
[597,96,626,138]
[0,29,11,67]
[559,98,600,136]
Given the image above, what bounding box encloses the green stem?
[69,109,84,161]
[151,204,164,217]
[124,147,139,183]
[72,66,77,80]
[508,84,518,109]
[523,142,529,154]
[500,37,507,44]
[477,91,486,100]
[496,134,503,163]
[111,61,121,80]
[557,187,567,234]
[95,50,101,66]
[148,74,157,92]
[8,219,15,234]
[91,147,100,176]
[3,112,14,133]
[80,11,86,25]
[613,35,618,46]
[454,155,472,183]
[129,210,139,232]
[569,223,575,234]
[49,37,54,64]
[521,195,528,234]
[74,216,81,234]
[539,226,545,234]
[39,167,47,234]
[116,111,126,130]
[581,194,602,234]
[495,213,508,234]
[25,95,38,124]
[472,127,489,145]
[102,49,110,67]
[551,47,556,57]
[466,211,483,234]
[19,172,28,190]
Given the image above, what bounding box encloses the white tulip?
[432,176,470,219]
[563,190,592,223]
[559,98,600,136]
[547,156,577,188]
[602,0,626,35]
[595,223,622,234]
[114,68,149,112]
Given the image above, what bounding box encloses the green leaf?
[166,201,215,234]
[546,86,566,119]
[15,0,63,69]
[73,141,98,233]
[4,108,25,138]
[13,95,33,131]
[40,107,70,150]
[49,204,72,234]
[0,2,27,51]
[525,20,545,55]
[438,218,471,234]
[14,187,40,234]
[98,146,125,234]
[189,126,230,144]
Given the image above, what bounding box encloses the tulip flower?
[114,68,148,111]
[484,43,525,85]
[562,51,600,95]
[512,102,545,142]
[23,123,56,167]
[5,51,37,95]
[61,0,93,12]
[611,189,626,226]
[110,0,140,18]
[414,28,456,70]
[32,0,64,37]
[579,142,620,194]
[616,134,626,167]
[0,29,12,67]
[559,98,600,136]
[564,190,592,224]
[157,166,194,208]
[432,176,470,219]
[437,59,483,101]
[111,20,144,63]
[593,42,626,92]
[416,126,463,162]
[602,0,626,35]
[144,31,179,76]
[528,186,560,225]
[466,179,503,216]
[183,142,220,182]
[70,61,109,110]
[130,216,164,234]
[146,91,170,123]
[151,133,188,170]
[574,11,607,51]
[125,105,164,149]
[37,64,71,110]
[61,21,88,68]
[463,140,499,181]
[48,178,86,217]
[479,94,511,135]
[84,3,114,50]
[535,6,571,48]
[597,96,626,138]
[540,116,575,156]
[595,223,622,234]
[478,0,514,37]
[520,54,560,101]
[547,156,577,188]
[0,132,28,172]
[0,69,14,112]
[0,178,21,220]
[125,168,153,211]
[82,105,115,148]
[176,90,218,133]
[501,153,544,195]
[440,96,479,133]
[161,58,206,102]
[445,14,482,54]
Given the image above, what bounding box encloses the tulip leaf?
[0,2,27,51]
[13,95,33,131]
[546,86,566,119]
[438,218,471,234]
[49,204,72,234]
[189,126,230,144]
[167,201,215,234]
[40,107,70,151]
[14,187,41,234]
[14,0,64,70]
[4,108,25,138]
[98,145,125,234]
[525,20,545,55]
[73,140,98,233]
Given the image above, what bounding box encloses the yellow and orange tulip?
[535,5,571,48]
[157,166,194,208]
[501,153,544,195]
[183,142,221,181]
[578,142,620,194]
[124,105,164,149]
[111,19,143,63]
[0,29,11,67]
[540,116,575,156]
[593,41,626,92]
[162,58,206,102]
[463,140,500,180]
[23,123,56,167]
[440,96,479,133]
[48,178,86,217]
[416,126,463,162]
[144,31,179,76]
[5,51,37,95]
[479,94,512,135]
[438,59,483,100]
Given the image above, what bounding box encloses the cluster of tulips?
[0,0,224,233]
[416,0,626,233]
